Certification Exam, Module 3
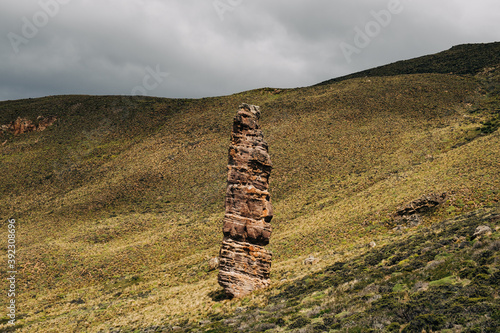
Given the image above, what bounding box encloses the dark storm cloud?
[1,0,499,101]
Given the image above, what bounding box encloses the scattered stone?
[413,281,429,292]
[409,214,423,227]
[207,257,219,271]
[489,214,500,223]
[421,246,432,253]
[234,307,246,313]
[254,323,276,331]
[473,225,492,237]
[425,260,445,270]
[303,255,319,265]
[458,241,469,249]
[218,104,273,298]
[396,193,447,216]
[396,213,423,227]
[392,225,406,233]
[489,240,500,251]
[140,326,161,333]
[223,318,239,327]
[367,294,382,303]
[69,297,85,305]
[473,241,484,249]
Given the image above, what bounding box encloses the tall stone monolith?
[218,104,273,298]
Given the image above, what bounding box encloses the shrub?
[288,316,311,329]
[403,313,445,332]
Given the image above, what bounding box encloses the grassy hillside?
[316,42,500,86]
[0,45,499,332]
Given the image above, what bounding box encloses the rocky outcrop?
[218,104,273,298]
[36,115,57,131]
[10,117,36,135]
[396,193,447,216]
[1,116,57,136]
[393,193,447,231]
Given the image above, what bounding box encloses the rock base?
[218,238,271,298]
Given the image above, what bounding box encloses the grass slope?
[147,206,500,332]
[0,46,499,332]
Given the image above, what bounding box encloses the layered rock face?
[218,104,273,298]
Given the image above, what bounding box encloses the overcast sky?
[1,0,499,101]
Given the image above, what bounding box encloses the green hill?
[0,43,499,332]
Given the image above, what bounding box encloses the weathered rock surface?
[218,104,273,298]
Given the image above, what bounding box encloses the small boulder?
[368,241,377,248]
[473,225,492,238]
[208,257,219,271]
[396,214,423,227]
[406,214,423,227]
[303,255,319,265]
[392,225,406,233]
[69,297,85,305]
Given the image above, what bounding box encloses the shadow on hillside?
[208,288,231,302]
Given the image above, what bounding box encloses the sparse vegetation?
[0,43,499,332]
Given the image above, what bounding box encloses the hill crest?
[316,41,500,86]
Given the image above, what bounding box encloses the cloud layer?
[1,0,499,101]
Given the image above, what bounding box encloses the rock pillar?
[218,104,273,298]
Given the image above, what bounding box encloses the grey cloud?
[1,0,499,101]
